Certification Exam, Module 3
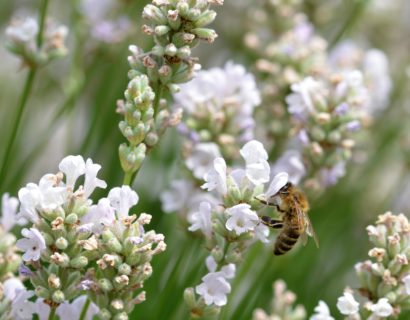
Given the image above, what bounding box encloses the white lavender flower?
[57,296,99,320]
[225,203,259,235]
[202,157,227,195]
[264,172,289,199]
[185,143,221,179]
[5,17,38,44]
[84,158,107,198]
[188,201,213,237]
[368,298,393,319]
[271,150,306,184]
[58,155,86,189]
[310,301,334,320]
[195,272,231,306]
[1,193,22,232]
[80,198,115,234]
[11,289,36,320]
[3,278,24,300]
[240,140,270,185]
[336,291,359,316]
[16,228,46,262]
[108,185,139,218]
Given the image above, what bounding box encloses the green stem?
[123,172,133,186]
[48,307,57,320]
[79,297,91,320]
[0,69,36,190]
[0,0,50,191]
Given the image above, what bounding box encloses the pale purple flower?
[336,292,359,316]
[19,264,34,277]
[202,158,227,195]
[84,158,107,198]
[319,162,346,187]
[272,150,306,184]
[1,193,22,232]
[225,203,259,235]
[188,201,213,237]
[58,155,86,189]
[240,140,270,185]
[57,296,99,320]
[108,186,139,218]
[16,228,46,262]
[346,120,361,132]
[196,272,231,306]
[11,289,36,320]
[310,301,334,320]
[206,255,217,272]
[185,143,221,180]
[334,103,349,116]
[3,278,24,300]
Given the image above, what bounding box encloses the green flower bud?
[203,305,221,317]
[154,25,170,36]
[55,237,68,250]
[145,132,159,147]
[42,232,55,246]
[167,10,181,30]
[65,213,78,225]
[142,5,167,25]
[70,256,88,268]
[176,46,191,60]
[35,286,50,299]
[52,290,65,304]
[107,238,123,254]
[164,43,177,57]
[158,65,173,84]
[327,130,341,144]
[310,126,326,142]
[118,263,132,275]
[111,299,124,311]
[191,28,218,43]
[186,8,201,21]
[98,309,112,320]
[113,313,128,320]
[184,287,196,308]
[176,1,189,17]
[194,10,217,27]
[99,278,114,292]
[172,32,195,47]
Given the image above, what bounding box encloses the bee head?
[279,182,292,195]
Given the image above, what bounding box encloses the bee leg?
[261,216,283,229]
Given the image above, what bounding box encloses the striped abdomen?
[274,226,301,255]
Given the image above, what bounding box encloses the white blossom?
[225,203,259,235]
[83,158,107,198]
[254,224,270,243]
[57,296,99,320]
[58,155,85,189]
[286,77,322,117]
[368,298,393,318]
[108,185,139,218]
[240,140,270,185]
[16,228,46,261]
[185,143,221,179]
[6,17,38,43]
[1,193,22,232]
[81,198,115,234]
[11,289,36,320]
[195,272,231,306]
[336,292,359,316]
[161,179,194,213]
[402,274,410,294]
[202,157,227,195]
[272,150,306,185]
[264,172,289,199]
[3,278,24,300]
[310,300,334,320]
[188,201,213,237]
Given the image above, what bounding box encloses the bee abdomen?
[274,229,300,255]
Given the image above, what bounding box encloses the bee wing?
[294,203,319,248]
[304,211,320,248]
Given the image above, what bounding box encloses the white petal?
[265,172,289,198]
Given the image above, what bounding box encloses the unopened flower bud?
[145,132,159,147]
[191,28,218,43]
[184,287,196,308]
[195,10,217,27]
[99,278,113,292]
[55,237,68,250]
[113,313,128,320]
[35,286,50,299]
[154,25,170,36]
[48,274,61,289]
[111,299,124,311]
[70,256,88,268]
[143,5,167,24]
[118,263,132,275]
[52,290,65,303]
[65,213,78,224]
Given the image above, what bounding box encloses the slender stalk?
[0,69,36,190]
[79,297,91,320]
[123,172,133,186]
[0,0,50,191]
[48,307,57,320]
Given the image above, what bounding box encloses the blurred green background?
[1,0,410,319]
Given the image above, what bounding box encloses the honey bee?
[257,182,319,255]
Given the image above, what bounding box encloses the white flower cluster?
[175,62,261,162]
[6,155,165,320]
[5,16,68,67]
[184,140,292,315]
